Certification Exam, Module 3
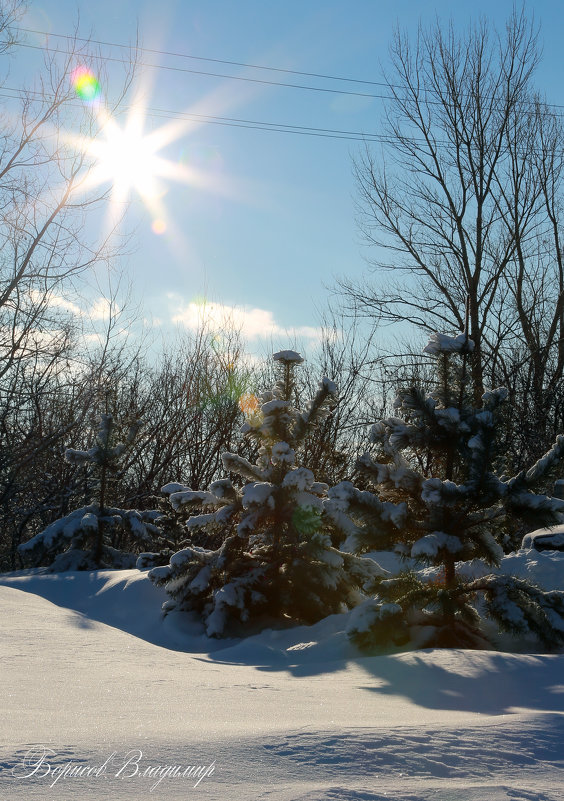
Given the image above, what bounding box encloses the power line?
[0,85,389,143]
[2,83,563,153]
[6,40,391,101]
[12,26,564,116]
[16,26,388,89]
[145,109,381,141]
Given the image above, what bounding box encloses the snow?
[222,452,266,482]
[272,349,304,363]
[271,441,296,466]
[522,524,564,551]
[241,482,275,508]
[186,513,217,530]
[80,512,99,531]
[347,599,403,636]
[481,387,509,406]
[358,453,422,493]
[17,506,93,552]
[282,467,315,492]
[325,483,407,543]
[237,510,259,536]
[161,482,190,495]
[1,562,564,800]
[388,421,412,450]
[261,398,291,414]
[63,447,92,464]
[525,434,564,484]
[189,565,212,592]
[411,531,464,558]
[435,407,461,426]
[215,505,235,524]
[209,479,235,499]
[467,434,483,450]
[17,505,155,560]
[421,478,463,505]
[423,332,475,354]
[169,489,218,511]
[169,547,206,568]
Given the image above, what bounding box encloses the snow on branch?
[221,452,266,482]
[423,332,475,355]
[411,531,464,559]
[169,489,219,512]
[273,350,304,363]
[524,435,564,486]
[357,452,424,495]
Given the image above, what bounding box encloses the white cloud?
[28,289,83,317]
[143,316,162,328]
[27,290,120,323]
[89,298,121,321]
[170,298,323,344]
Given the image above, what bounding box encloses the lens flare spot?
[292,506,322,536]
[211,334,224,354]
[239,393,260,416]
[151,218,167,235]
[179,145,223,170]
[71,66,101,101]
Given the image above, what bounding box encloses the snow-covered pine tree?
[136,482,195,569]
[148,350,379,637]
[18,414,161,571]
[326,332,564,650]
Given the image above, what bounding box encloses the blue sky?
[12,0,564,355]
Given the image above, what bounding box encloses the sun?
[78,104,177,219]
[88,117,164,204]
[73,100,236,239]
[68,96,193,234]
[67,67,248,242]
[69,107,173,237]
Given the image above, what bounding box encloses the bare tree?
[0,8,140,567]
[117,322,256,505]
[296,308,381,486]
[340,10,564,467]
[0,13,136,381]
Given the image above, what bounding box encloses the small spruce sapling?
[18,414,161,571]
[148,350,379,637]
[136,482,195,569]
[327,332,564,650]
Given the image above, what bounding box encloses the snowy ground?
[1,554,564,800]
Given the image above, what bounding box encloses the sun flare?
[72,101,235,239]
[67,66,251,244]
[80,107,173,211]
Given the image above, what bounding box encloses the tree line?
[3,5,564,571]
